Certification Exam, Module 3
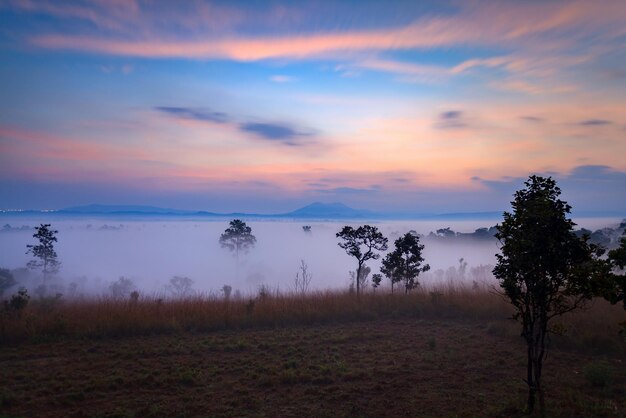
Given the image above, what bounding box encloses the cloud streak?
[239,122,312,145]
[435,110,467,130]
[154,106,317,146]
[578,119,612,126]
[26,1,626,61]
[155,106,228,123]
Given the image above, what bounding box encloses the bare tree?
[167,276,194,298]
[294,260,312,295]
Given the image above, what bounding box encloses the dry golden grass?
[2,284,624,353]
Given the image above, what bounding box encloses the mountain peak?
[285,202,371,218]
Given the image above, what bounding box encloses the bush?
[3,287,30,315]
[583,360,614,388]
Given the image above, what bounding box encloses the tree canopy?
[382,232,430,294]
[493,175,603,414]
[596,233,626,309]
[219,219,257,261]
[336,225,388,296]
[26,224,60,284]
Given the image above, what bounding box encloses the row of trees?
[336,226,431,296]
[4,176,626,416]
[335,176,625,415]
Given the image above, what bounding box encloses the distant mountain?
[282,202,375,219]
[54,202,376,219]
[6,203,622,221]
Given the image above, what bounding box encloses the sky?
[0,0,625,215]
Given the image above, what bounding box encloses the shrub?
[4,287,30,315]
[583,361,614,388]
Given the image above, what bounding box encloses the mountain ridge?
[2,203,623,221]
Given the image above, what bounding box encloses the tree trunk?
[43,258,48,285]
[356,263,362,298]
[526,341,535,415]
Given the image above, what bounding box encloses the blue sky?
[1,0,625,214]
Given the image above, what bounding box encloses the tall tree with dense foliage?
[219,219,257,262]
[26,224,60,285]
[337,225,388,297]
[382,233,430,294]
[493,176,603,415]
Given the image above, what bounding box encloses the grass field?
[1,289,624,417]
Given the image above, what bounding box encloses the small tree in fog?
[3,287,30,316]
[109,277,136,299]
[457,258,467,280]
[349,265,371,292]
[595,232,626,309]
[221,284,232,299]
[380,259,400,293]
[382,233,430,294]
[26,224,60,284]
[0,268,17,299]
[493,176,604,415]
[167,276,194,298]
[337,225,388,297]
[371,273,382,290]
[294,259,312,295]
[219,219,256,262]
[607,234,626,308]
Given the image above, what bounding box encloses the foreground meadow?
[1,289,624,417]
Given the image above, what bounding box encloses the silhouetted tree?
[337,225,388,297]
[594,232,626,309]
[26,224,60,285]
[221,285,232,299]
[380,259,400,293]
[493,176,603,415]
[219,219,256,262]
[3,287,29,316]
[371,273,382,289]
[382,233,430,294]
[167,276,194,298]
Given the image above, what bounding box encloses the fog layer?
[0,217,621,297]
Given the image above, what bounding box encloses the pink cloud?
[0,125,146,162]
[25,1,626,62]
